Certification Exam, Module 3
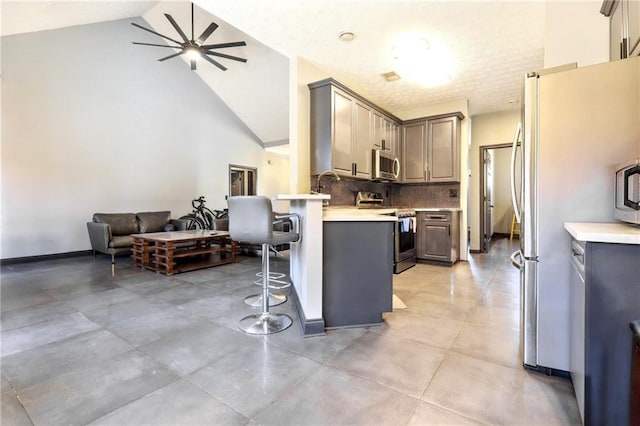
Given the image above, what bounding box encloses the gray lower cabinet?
[416,211,460,264]
[569,238,640,425]
[322,220,394,328]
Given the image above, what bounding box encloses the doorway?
[229,165,257,196]
[479,143,516,253]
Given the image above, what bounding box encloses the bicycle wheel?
[180,214,205,230]
[203,211,214,230]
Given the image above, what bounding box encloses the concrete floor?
[1,237,581,425]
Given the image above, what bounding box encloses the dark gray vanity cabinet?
[569,238,640,425]
[416,211,460,264]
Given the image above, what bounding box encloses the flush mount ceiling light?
[338,31,355,42]
[392,35,453,87]
[131,2,247,71]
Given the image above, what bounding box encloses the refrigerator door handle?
[510,122,522,224]
[510,249,523,269]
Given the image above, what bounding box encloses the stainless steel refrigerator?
[510,57,640,372]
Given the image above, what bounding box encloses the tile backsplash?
[311,177,460,208]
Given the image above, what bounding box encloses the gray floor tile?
[139,319,258,376]
[64,287,140,312]
[1,389,33,426]
[404,291,477,321]
[89,379,248,425]
[148,282,221,305]
[82,297,175,326]
[18,350,178,426]
[1,312,99,357]
[253,365,419,425]
[374,310,464,350]
[264,323,367,364]
[188,340,321,418]
[1,301,76,331]
[0,239,581,425]
[327,330,446,398]
[2,329,134,391]
[407,402,487,425]
[422,352,581,425]
[101,306,204,346]
[450,321,522,368]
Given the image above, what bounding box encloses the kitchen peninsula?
[274,195,396,335]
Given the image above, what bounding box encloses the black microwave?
[615,160,640,225]
[372,149,400,181]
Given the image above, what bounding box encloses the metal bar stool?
[227,196,300,335]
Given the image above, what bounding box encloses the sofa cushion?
[93,213,138,236]
[109,235,133,249]
[137,211,171,233]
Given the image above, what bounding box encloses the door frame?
[479,143,512,253]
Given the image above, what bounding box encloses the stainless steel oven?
[394,209,416,274]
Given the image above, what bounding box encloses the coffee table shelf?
[132,230,238,275]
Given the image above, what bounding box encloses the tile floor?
[0,238,581,425]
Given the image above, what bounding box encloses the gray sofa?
[87,211,187,275]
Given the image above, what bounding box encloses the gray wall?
[1,18,271,259]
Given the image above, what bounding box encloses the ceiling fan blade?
[204,51,247,63]
[133,42,182,49]
[158,51,184,62]
[191,60,197,71]
[200,41,247,49]
[131,22,183,46]
[202,55,228,71]
[196,22,219,44]
[164,13,190,43]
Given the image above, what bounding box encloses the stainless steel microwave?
[614,160,640,225]
[372,149,400,181]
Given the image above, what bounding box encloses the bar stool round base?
[238,312,292,335]
[244,293,287,307]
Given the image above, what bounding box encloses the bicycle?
[180,196,227,230]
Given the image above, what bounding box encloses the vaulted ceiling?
[2,0,549,145]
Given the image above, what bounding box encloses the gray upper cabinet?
[309,78,400,180]
[602,0,640,59]
[428,115,461,182]
[402,121,427,182]
[401,112,463,183]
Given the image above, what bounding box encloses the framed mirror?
[229,164,257,196]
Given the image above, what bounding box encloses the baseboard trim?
[289,285,326,337]
[1,250,93,265]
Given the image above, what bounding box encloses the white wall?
[544,1,609,68]
[469,110,520,251]
[1,18,282,259]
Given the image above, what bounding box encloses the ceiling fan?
[131,3,247,71]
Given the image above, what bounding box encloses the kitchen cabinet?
[401,112,463,183]
[322,220,394,328]
[568,237,640,425]
[402,121,427,182]
[309,78,400,180]
[374,112,400,156]
[427,115,461,182]
[601,0,640,59]
[416,210,460,264]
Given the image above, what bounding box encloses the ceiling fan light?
[185,46,201,60]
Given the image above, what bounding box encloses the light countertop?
[415,207,462,212]
[323,207,397,222]
[564,222,640,245]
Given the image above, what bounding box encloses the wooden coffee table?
[132,230,238,275]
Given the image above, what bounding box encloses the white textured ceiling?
[2,0,548,141]
[195,0,546,118]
